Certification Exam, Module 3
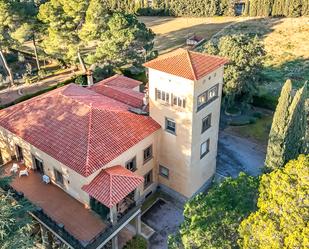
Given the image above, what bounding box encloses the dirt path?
[0,69,79,105]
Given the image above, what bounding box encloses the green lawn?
[227,115,273,144]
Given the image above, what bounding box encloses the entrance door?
[33,156,44,174]
[15,145,24,161]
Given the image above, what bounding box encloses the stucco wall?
[148,68,195,197]
[148,66,224,198]
[190,66,224,195]
[0,126,160,206]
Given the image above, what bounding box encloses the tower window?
[197,84,219,111]
[173,96,186,108]
[156,89,170,104]
[200,139,210,159]
[202,114,212,133]
[165,118,176,134]
[159,165,169,179]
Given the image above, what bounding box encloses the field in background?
[138,16,242,54]
[206,17,309,94]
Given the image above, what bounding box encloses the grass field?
[138,16,242,54]
[206,17,309,94]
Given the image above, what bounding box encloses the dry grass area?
[138,16,243,54]
[209,17,309,94]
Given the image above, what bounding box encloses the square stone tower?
[144,49,228,198]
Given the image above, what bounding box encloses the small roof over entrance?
[82,166,144,208]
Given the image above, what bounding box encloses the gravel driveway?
[217,130,266,178]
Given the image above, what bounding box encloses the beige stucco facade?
[0,62,224,204]
[0,126,160,206]
[148,66,224,198]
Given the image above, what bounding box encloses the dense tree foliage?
[37,0,155,73]
[0,174,35,248]
[178,173,259,249]
[87,12,155,70]
[239,154,309,249]
[97,0,307,17]
[203,34,265,108]
[265,80,307,170]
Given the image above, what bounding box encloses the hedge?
[252,94,278,111]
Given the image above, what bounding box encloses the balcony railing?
[2,184,141,249]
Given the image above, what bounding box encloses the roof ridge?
[186,50,198,81]
[84,103,94,176]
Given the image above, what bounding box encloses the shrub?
[252,94,278,110]
[123,235,147,249]
[75,75,87,86]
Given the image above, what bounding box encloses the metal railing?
[2,184,140,249]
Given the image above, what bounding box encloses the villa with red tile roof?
[0,49,228,249]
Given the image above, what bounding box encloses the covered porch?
[82,165,144,249]
[1,162,139,249]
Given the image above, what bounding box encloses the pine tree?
[265,80,292,169]
[285,82,307,162]
[239,155,309,249]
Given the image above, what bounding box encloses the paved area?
[2,163,133,247]
[142,199,184,249]
[0,69,77,105]
[217,130,266,178]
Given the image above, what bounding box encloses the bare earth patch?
[138,16,242,54]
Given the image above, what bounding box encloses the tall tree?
[0,0,19,85]
[203,34,265,108]
[285,82,307,161]
[177,173,259,249]
[265,80,292,170]
[265,80,307,170]
[38,0,88,69]
[87,12,156,70]
[11,0,44,71]
[0,174,36,248]
[239,154,309,249]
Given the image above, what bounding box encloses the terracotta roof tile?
[90,85,144,108]
[143,48,229,80]
[96,74,142,89]
[0,84,160,177]
[82,165,144,208]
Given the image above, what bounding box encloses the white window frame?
[200,139,210,159]
[165,117,176,134]
[159,165,169,179]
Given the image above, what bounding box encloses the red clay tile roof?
[143,48,229,81]
[0,84,160,177]
[90,85,144,108]
[96,74,142,89]
[82,165,144,208]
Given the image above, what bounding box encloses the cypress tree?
[265,80,292,169]
[243,0,250,15]
[302,0,309,15]
[272,0,285,16]
[249,0,259,16]
[285,82,308,162]
[288,0,302,16]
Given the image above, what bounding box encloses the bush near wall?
[0,75,80,110]
[252,94,278,111]
[123,235,148,249]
